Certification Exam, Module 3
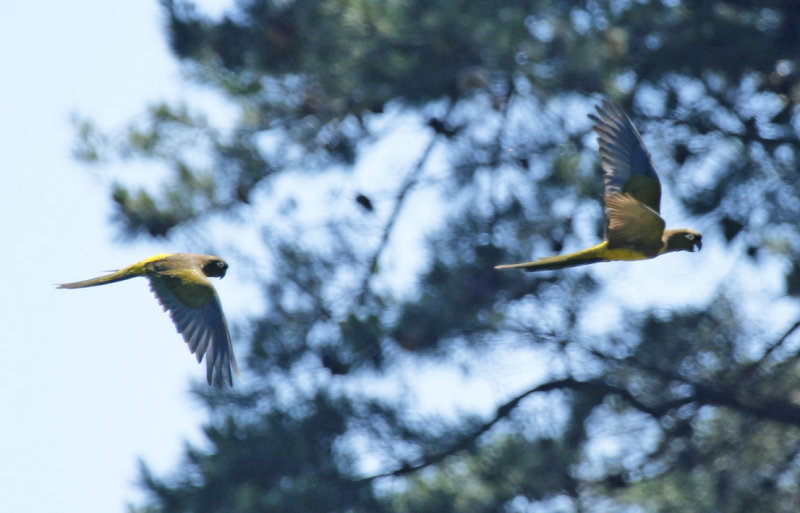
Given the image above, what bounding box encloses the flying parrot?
[495,100,702,272]
[58,253,239,387]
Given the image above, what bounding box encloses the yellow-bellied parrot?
[496,100,701,272]
[58,253,239,387]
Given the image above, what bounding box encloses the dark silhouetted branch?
[362,376,690,481]
[355,101,455,306]
[591,346,800,428]
[738,319,800,380]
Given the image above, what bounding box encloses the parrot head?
[664,229,703,253]
[202,257,229,278]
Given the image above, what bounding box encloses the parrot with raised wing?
[496,100,701,272]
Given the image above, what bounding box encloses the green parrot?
[58,253,239,387]
[496,100,702,272]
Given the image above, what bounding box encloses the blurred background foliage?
[75,0,800,511]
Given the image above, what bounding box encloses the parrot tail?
[495,242,608,272]
[57,262,150,289]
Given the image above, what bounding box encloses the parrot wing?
[147,269,239,387]
[605,193,665,255]
[590,99,663,214]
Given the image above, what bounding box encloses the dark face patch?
[203,258,228,278]
[666,230,703,252]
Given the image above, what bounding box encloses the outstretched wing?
[590,100,663,213]
[148,269,239,387]
[605,193,665,256]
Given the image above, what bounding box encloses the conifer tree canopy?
[77,1,800,511]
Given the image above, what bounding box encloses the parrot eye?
[685,233,695,240]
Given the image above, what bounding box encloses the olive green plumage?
[496,100,702,272]
[58,253,239,387]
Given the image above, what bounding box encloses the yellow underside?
[103,253,176,280]
[563,242,649,262]
[130,253,175,272]
[603,245,649,261]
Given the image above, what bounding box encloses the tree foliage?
[76,0,800,511]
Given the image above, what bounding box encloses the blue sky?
[2,2,230,511]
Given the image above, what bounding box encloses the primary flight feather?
[496,100,702,272]
[58,253,239,387]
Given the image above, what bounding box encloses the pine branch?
[590,346,800,428]
[737,319,800,380]
[355,101,455,306]
[361,376,689,481]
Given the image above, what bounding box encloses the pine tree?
[76,1,800,511]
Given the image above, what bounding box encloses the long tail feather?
[57,264,146,289]
[495,243,608,272]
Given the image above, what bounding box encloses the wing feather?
[605,193,665,256]
[590,100,663,213]
[148,269,239,387]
